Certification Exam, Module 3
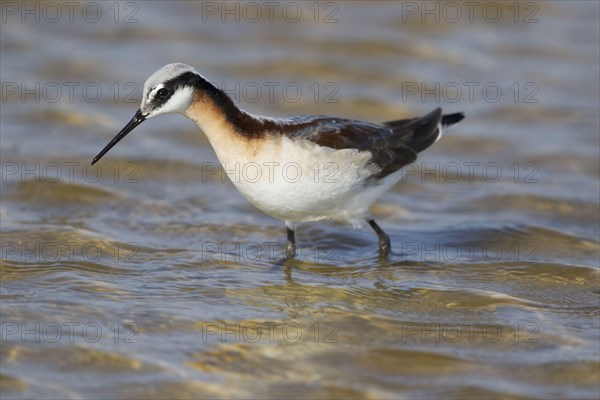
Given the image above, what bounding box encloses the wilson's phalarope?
[92,63,464,259]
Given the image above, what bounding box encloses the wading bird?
[92,64,463,259]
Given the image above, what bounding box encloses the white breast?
[214,136,401,224]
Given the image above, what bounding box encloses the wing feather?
[274,108,462,178]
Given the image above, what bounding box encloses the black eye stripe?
[147,71,202,108]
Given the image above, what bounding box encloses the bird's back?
[281,108,464,179]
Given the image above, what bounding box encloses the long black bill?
[91,110,146,165]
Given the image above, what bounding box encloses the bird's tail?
[383,108,465,153]
[441,112,465,127]
[435,111,465,143]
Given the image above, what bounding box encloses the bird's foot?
[378,239,391,258]
[286,242,296,259]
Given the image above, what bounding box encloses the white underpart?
[211,135,404,227]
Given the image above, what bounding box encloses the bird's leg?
[272,222,297,265]
[368,219,391,256]
[286,226,296,259]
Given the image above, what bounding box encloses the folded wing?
[285,108,463,178]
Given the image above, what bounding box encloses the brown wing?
[281,108,445,178]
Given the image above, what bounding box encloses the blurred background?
[1,1,599,399]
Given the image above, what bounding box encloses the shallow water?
[1,1,599,399]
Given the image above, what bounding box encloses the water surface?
[1,1,599,399]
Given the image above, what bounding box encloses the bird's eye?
[156,88,170,99]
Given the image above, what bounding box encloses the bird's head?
[92,63,202,165]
